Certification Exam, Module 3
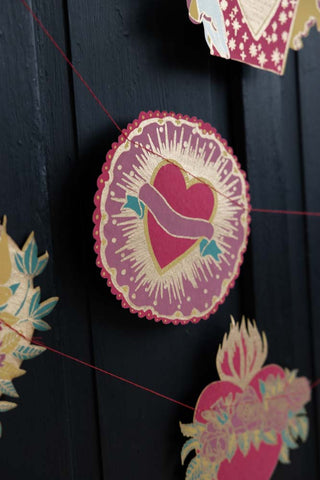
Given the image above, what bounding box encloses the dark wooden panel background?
[0,1,319,479]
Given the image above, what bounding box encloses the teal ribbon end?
[9,283,20,295]
[200,239,222,261]
[123,195,145,219]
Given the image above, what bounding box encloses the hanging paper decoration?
[93,111,250,324]
[0,217,58,437]
[186,0,320,74]
[290,0,320,50]
[180,318,311,479]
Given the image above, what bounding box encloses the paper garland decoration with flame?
[180,318,311,479]
[187,0,320,75]
[0,217,58,437]
[93,111,250,325]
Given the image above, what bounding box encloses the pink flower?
[265,397,289,432]
[202,395,234,424]
[285,378,311,412]
[200,423,229,463]
[231,386,264,433]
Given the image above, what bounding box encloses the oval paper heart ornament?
[93,112,250,324]
[180,318,311,479]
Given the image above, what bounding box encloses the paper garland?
[93,111,250,324]
[180,318,311,479]
[0,217,58,437]
[187,0,320,74]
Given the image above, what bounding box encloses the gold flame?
[216,316,268,389]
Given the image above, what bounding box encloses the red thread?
[1,319,319,411]
[0,319,194,411]
[311,378,320,389]
[18,0,320,219]
[252,208,320,217]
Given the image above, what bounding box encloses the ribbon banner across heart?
[180,318,311,479]
[187,0,320,74]
[93,111,250,324]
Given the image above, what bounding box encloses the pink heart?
[147,164,214,270]
[195,365,285,480]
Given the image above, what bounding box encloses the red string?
[18,0,320,219]
[0,319,194,411]
[1,318,319,412]
[311,378,320,389]
[252,208,320,217]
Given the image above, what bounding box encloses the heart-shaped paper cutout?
[147,164,214,270]
[195,365,284,479]
[238,0,280,40]
[180,319,311,478]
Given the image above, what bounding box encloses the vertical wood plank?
[241,50,318,478]
[297,27,320,474]
[0,2,71,477]
[0,1,101,478]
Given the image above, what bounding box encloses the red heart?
[195,365,285,480]
[147,164,214,270]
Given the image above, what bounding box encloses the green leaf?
[297,407,307,415]
[13,344,46,360]
[0,380,19,398]
[34,253,49,277]
[226,432,237,461]
[209,462,220,480]
[282,429,298,449]
[0,401,17,412]
[33,297,58,319]
[285,369,298,384]
[24,234,38,275]
[259,379,266,396]
[261,430,278,445]
[217,412,228,424]
[180,422,202,438]
[185,456,202,480]
[14,253,25,273]
[288,418,299,439]
[29,288,41,316]
[238,432,251,456]
[251,430,261,451]
[279,442,290,464]
[181,438,199,465]
[31,318,51,331]
[296,416,309,442]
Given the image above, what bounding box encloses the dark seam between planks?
[62,1,105,478]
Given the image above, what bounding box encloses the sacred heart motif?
[180,319,311,479]
[238,0,280,40]
[147,164,215,270]
[94,111,250,324]
[186,0,318,74]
